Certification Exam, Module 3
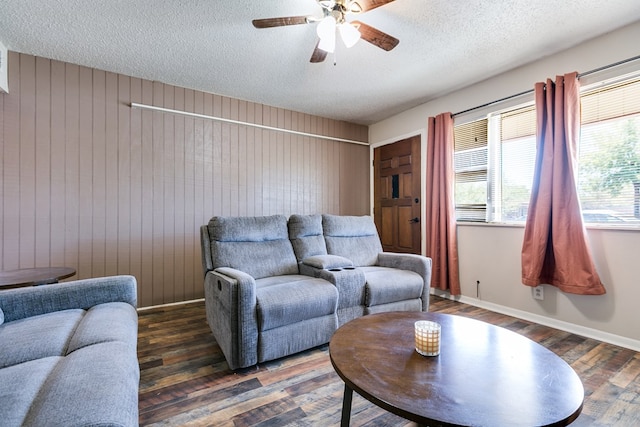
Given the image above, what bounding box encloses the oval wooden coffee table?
[330,311,584,426]
[0,267,76,289]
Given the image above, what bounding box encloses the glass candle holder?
[415,320,441,356]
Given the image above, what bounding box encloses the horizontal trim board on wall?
[431,289,640,352]
[131,103,369,146]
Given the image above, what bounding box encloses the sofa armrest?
[0,275,137,323]
[302,255,353,270]
[204,267,258,370]
[377,253,433,311]
[299,255,353,279]
[200,224,214,277]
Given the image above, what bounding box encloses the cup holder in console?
[328,267,356,272]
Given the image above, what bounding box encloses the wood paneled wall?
[0,52,370,307]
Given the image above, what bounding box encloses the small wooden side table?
[0,267,76,289]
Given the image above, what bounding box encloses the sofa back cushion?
[288,214,328,262]
[322,214,382,267]
[207,215,299,279]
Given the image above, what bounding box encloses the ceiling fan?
[252,0,399,63]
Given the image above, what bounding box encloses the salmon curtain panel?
[426,113,461,295]
[521,72,606,295]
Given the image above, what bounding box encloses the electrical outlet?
[532,286,544,300]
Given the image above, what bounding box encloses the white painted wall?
[369,21,640,350]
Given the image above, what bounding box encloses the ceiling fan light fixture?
[318,32,336,53]
[339,22,361,48]
[317,15,336,40]
[317,15,337,53]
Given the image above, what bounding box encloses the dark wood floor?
[137,296,640,426]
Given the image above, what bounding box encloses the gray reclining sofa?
[0,275,139,427]
[200,214,432,370]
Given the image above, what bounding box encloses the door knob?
[409,217,420,223]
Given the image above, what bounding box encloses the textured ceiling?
[1,1,640,125]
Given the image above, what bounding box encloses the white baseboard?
[430,289,640,352]
[137,298,205,312]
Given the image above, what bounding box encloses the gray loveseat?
[200,214,432,370]
[0,275,139,427]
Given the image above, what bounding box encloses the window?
[454,119,487,221]
[453,73,640,227]
[578,78,640,223]
[454,105,536,222]
[493,105,537,222]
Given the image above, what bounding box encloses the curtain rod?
[452,54,640,117]
[130,103,369,146]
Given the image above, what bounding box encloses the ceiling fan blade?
[310,40,328,63]
[352,20,399,51]
[350,0,396,13]
[252,16,309,28]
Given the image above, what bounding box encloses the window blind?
[454,119,488,221]
[497,105,537,222]
[578,76,640,223]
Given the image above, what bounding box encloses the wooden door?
[374,136,421,254]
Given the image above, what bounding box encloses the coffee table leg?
[340,383,353,427]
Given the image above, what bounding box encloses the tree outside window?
[579,116,640,221]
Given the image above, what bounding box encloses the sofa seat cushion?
[0,309,84,368]
[23,341,140,427]
[0,356,62,426]
[256,275,338,331]
[362,266,424,306]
